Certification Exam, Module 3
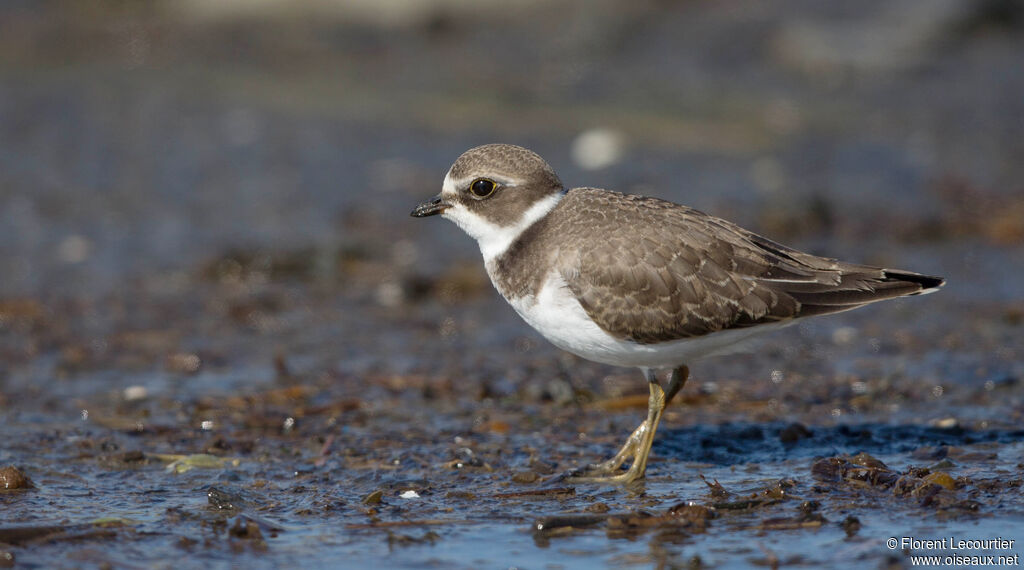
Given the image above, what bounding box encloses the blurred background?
[1,0,1022,567]
[2,0,1022,298]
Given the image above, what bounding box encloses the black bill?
[410,194,451,217]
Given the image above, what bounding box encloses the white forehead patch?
[441,190,564,261]
[441,168,458,198]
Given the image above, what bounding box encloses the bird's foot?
[555,382,668,486]
[562,462,645,485]
[559,421,649,484]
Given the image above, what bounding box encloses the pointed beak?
[410,194,451,217]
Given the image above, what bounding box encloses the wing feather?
[552,189,943,343]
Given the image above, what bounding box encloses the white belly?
[497,270,791,369]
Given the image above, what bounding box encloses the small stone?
[0,466,32,489]
[923,472,957,490]
[849,452,888,469]
[810,457,845,482]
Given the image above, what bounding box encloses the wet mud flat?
[1,247,1022,568]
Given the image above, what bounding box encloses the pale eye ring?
[469,178,497,198]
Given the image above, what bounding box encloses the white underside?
[502,271,793,369]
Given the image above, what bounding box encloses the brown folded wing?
[554,189,943,344]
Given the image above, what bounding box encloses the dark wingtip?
[882,270,945,292]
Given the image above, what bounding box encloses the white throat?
[440,173,564,262]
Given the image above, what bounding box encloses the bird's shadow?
[655,421,1024,466]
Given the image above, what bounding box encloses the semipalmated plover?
[412,144,943,483]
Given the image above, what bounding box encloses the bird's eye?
[469,178,497,198]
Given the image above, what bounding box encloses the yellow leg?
[566,366,688,484]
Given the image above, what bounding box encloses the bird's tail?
[789,268,945,318]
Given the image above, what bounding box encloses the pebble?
[0,466,31,489]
